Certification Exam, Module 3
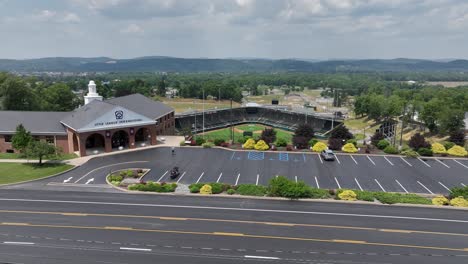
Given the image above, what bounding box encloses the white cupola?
[84,80,103,105]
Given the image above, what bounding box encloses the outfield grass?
[200,124,293,144]
[0,163,74,185]
[236,124,265,132]
[0,153,79,160]
[161,98,241,113]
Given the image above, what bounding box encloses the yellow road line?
[1,222,30,226]
[61,213,88,216]
[332,239,366,244]
[213,232,245,236]
[104,226,134,231]
[159,217,188,221]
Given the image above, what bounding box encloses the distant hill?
[1,56,468,73]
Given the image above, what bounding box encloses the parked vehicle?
[320,150,335,161]
[170,167,180,179]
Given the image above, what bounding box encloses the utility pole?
[230,98,234,143]
[202,88,205,138]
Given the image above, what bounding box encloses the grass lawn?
[236,124,265,132]
[0,163,74,185]
[199,124,293,144]
[0,153,79,160]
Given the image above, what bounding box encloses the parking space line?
[417,158,431,167]
[302,153,306,162]
[453,160,468,169]
[395,180,409,193]
[374,179,386,192]
[216,173,223,183]
[436,159,450,168]
[157,171,168,182]
[461,183,466,187]
[417,181,434,194]
[384,156,394,166]
[196,172,205,184]
[176,171,186,183]
[256,174,260,186]
[438,182,451,192]
[334,177,342,189]
[354,178,363,191]
[366,155,376,166]
[279,153,289,161]
[334,155,341,164]
[314,177,320,188]
[230,152,236,160]
[235,173,241,186]
[400,157,412,167]
[317,154,323,164]
[295,176,298,183]
[350,155,358,165]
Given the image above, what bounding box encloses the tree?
[408,133,430,150]
[0,76,39,110]
[157,78,167,97]
[292,124,314,149]
[42,83,79,111]
[371,131,385,146]
[260,128,277,145]
[11,124,32,153]
[438,109,465,134]
[449,130,465,146]
[329,125,353,141]
[25,140,57,165]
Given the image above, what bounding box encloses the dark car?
[320,149,335,161]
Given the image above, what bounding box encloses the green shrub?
[267,176,292,197]
[110,180,121,186]
[377,139,390,150]
[202,142,214,148]
[308,139,318,147]
[401,149,418,158]
[236,184,267,196]
[383,145,398,154]
[275,138,288,147]
[108,174,123,182]
[347,139,358,147]
[449,186,468,199]
[208,182,224,194]
[355,190,375,202]
[179,140,186,146]
[238,136,251,144]
[280,181,312,199]
[306,187,331,199]
[373,192,431,205]
[214,138,225,146]
[443,141,455,150]
[128,181,177,192]
[195,137,206,146]
[189,185,200,193]
[227,189,236,195]
[417,147,433,157]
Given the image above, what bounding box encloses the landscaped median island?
[107,168,178,193]
[0,162,74,185]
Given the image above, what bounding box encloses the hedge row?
[128,181,177,192]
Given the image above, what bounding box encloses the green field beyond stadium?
[199,124,293,143]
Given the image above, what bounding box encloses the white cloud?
[62,12,81,23]
[120,23,144,34]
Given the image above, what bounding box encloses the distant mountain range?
[1,56,468,73]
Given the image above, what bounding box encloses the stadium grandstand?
[175,105,343,137]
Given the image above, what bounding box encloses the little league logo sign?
[115,110,124,120]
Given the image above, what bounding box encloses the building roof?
[0,111,69,135]
[60,100,116,131]
[105,94,173,120]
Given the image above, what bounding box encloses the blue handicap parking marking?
[278,153,289,161]
[248,151,265,161]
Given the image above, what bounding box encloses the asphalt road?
[8,147,468,195]
[0,189,467,264]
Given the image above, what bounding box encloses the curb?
[0,164,79,187]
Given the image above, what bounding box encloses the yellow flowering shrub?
[312,142,327,152]
[254,140,269,150]
[242,138,256,149]
[431,143,446,154]
[450,196,468,207]
[447,146,468,157]
[338,190,357,201]
[200,184,212,195]
[342,143,358,153]
[432,195,449,206]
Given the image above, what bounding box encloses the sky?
[1,0,468,60]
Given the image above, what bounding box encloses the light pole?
[202,88,205,138]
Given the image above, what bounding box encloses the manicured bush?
[195,137,206,146]
[342,143,358,153]
[236,184,267,196]
[377,139,390,150]
[275,138,288,147]
[110,180,121,186]
[327,138,343,150]
[450,196,468,207]
[208,182,224,194]
[431,143,446,154]
[346,139,358,147]
[409,133,430,150]
[401,149,418,158]
[254,140,269,150]
[202,142,214,148]
[417,147,433,157]
[308,139,318,148]
[267,176,329,199]
[179,140,186,146]
[128,181,177,192]
[307,188,331,199]
[214,138,225,146]
[449,186,468,199]
[337,189,375,202]
[260,128,277,144]
[449,130,466,146]
[442,141,455,150]
[293,124,315,149]
[338,190,357,201]
[200,184,212,195]
[447,145,468,157]
[432,195,449,206]
[243,138,256,149]
[373,192,431,205]
[189,185,200,193]
[383,145,398,154]
[312,142,327,152]
[267,176,291,197]
[329,125,353,141]
[108,174,123,182]
[227,189,236,195]
[371,132,385,146]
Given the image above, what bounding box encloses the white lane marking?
[85,178,94,185]
[63,177,73,183]
[176,171,186,183]
[400,157,412,167]
[235,173,240,186]
[334,177,342,189]
[3,198,468,224]
[195,172,205,184]
[216,173,223,183]
[374,179,386,192]
[3,241,35,245]
[314,176,320,188]
[157,171,168,182]
[335,155,341,164]
[295,176,298,183]
[354,178,363,191]
[461,183,466,187]
[245,255,280,260]
[417,181,434,194]
[256,174,260,186]
[417,158,431,167]
[74,161,148,183]
[436,159,450,168]
[120,247,151,252]
[366,155,376,166]
[350,155,358,165]
[438,182,451,192]
[453,160,468,169]
[395,180,409,193]
[384,156,394,166]
[317,153,323,164]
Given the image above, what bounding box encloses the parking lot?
[37,147,468,195]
